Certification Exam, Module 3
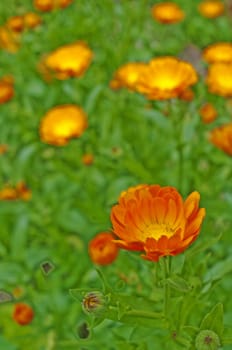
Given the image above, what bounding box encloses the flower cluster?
[34,0,73,12]
[111,57,198,100]
[0,182,31,201]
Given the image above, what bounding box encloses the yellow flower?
[198,1,224,18]
[111,184,205,262]
[151,2,185,24]
[110,62,148,90]
[136,57,198,100]
[199,103,217,123]
[210,123,232,155]
[40,105,88,146]
[203,43,232,64]
[206,63,232,97]
[40,42,93,80]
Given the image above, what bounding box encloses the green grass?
[0,1,232,349]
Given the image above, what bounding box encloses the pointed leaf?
[200,303,224,337]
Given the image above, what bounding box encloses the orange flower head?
[110,62,148,90]
[0,182,31,201]
[41,42,93,80]
[16,182,32,200]
[198,1,225,18]
[40,105,88,146]
[151,2,185,24]
[203,43,232,64]
[199,103,217,123]
[0,76,14,104]
[210,123,232,155]
[0,26,20,53]
[13,303,34,325]
[206,62,232,97]
[6,16,24,33]
[23,12,42,29]
[82,153,94,166]
[111,184,206,262]
[34,0,54,11]
[88,232,119,265]
[0,144,8,155]
[34,0,73,11]
[0,187,18,200]
[136,57,198,100]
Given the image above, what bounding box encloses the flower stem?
[164,256,171,320]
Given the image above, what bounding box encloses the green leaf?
[200,303,224,337]
[186,233,222,258]
[204,256,232,283]
[166,275,191,292]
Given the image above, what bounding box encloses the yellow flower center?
[145,223,175,240]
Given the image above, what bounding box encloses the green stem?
[164,256,171,320]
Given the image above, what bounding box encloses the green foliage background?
[0,0,232,349]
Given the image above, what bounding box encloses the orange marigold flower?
[136,57,198,100]
[13,303,34,326]
[23,12,42,29]
[199,102,217,123]
[0,182,31,201]
[88,232,119,265]
[210,123,232,155]
[6,16,24,33]
[151,2,185,24]
[206,62,232,97]
[110,62,148,90]
[111,184,206,262]
[0,144,8,155]
[40,104,88,146]
[198,0,225,18]
[82,153,94,166]
[203,43,232,64]
[40,42,93,80]
[0,26,20,53]
[34,0,73,11]
[0,76,14,104]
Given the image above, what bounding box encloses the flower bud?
[82,291,106,316]
[195,329,221,350]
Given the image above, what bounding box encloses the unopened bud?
[195,329,220,350]
[82,291,106,316]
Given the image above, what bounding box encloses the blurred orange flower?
[110,62,148,90]
[13,303,34,326]
[6,16,24,33]
[40,105,88,146]
[151,2,185,24]
[199,102,217,123]
[82,153,94,166]
[206,62,232,97]
[210,123,232,155]
[88,232,119,265]
[203,43,232,63]
[0,182,31,201]
[136,57,198,100]
[40,42,93,80]
[0,26,20,53]
[198,0,225,18]
[0,76,14,104]
[34,0,73,11]
[111,184,205,262]
[0,144,8,155]
[23,12,42,29]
